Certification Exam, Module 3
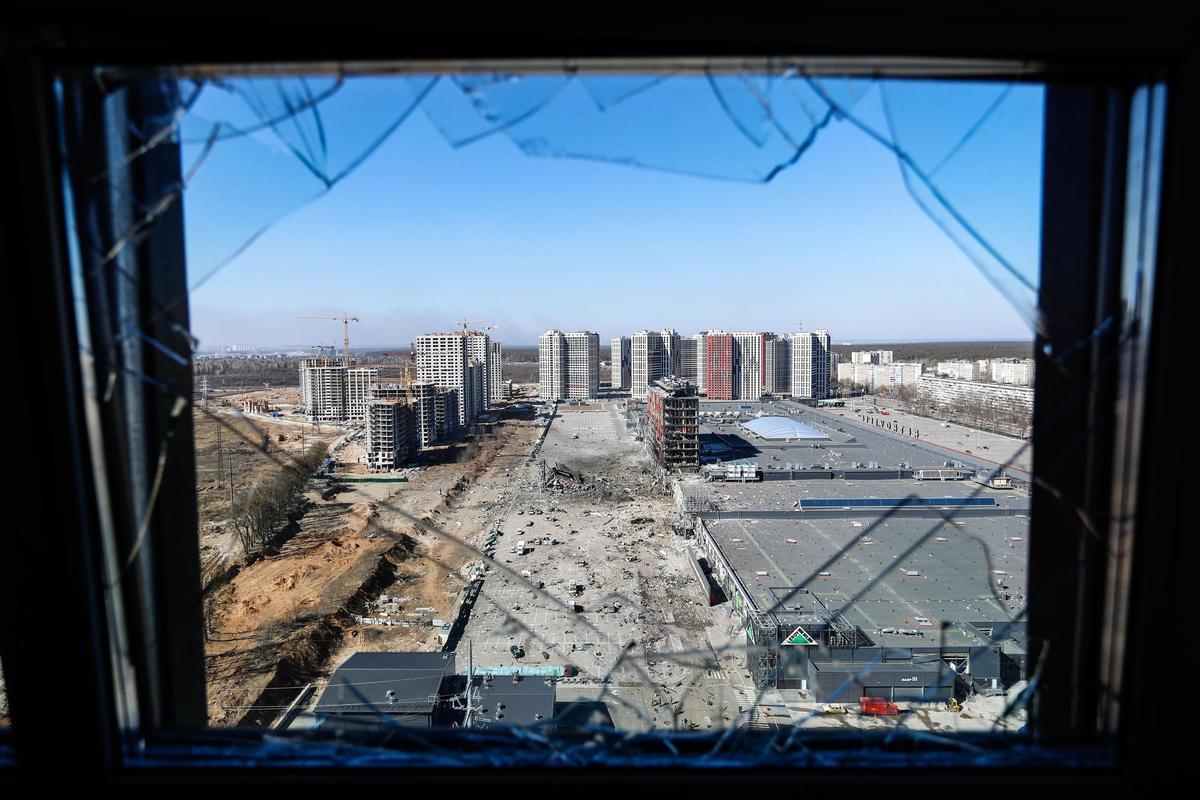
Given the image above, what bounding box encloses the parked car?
[510,645,525,659]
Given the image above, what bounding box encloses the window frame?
[2,2,1195,783]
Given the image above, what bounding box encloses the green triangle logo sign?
[783,626,815,646]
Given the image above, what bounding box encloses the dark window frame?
[2,2,1195,784]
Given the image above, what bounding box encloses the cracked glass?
[53,62,1160,768]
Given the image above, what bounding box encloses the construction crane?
[298,314,360,366]
[456,319,490,334]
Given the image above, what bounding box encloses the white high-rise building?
[611,336,631,391]
[693,332,708,393]
[540,330,599,400]
[631,330,667,400]
[538,330,567,401]
[415,333,479,426]
[733,332,765,401]
[488,341,504,404]
[790,330,832,399]
[300,356,348,422]
[565,331,600,399]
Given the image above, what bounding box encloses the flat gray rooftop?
[703,514,1027,649]
[683,473,1031,513]
[699,399,1020,477]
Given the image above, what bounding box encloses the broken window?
[2,42,1173,779]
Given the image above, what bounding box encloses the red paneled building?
[705,331,735,400]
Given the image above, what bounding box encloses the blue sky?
[181,74,1043,348]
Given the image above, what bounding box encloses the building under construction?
[646,378,699,470]
[368,381,455,454]
[366,398,413,470]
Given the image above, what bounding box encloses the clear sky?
[180,73,1043,348]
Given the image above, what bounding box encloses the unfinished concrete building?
[646,378,699,470]
[466,359,486,421]
[488,341,504,404]
[465,332,491,413]
[611,336,631,391]
[408,382,439,448]
[366,399,413,470]
[764,335,791,396]
[679,336,698,384]
[435,387,460,441]
[347,366,379,421]
[661,328,681,379]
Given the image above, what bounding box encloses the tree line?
[231,441,329,556]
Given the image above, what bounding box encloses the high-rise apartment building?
[693,332,708,393]
[733,331,765,401]
[764,335,791,395]
[488,341,504,404]
[564,331,600,399]
[464,332,491,413]
[679,336,698,383]
[366,399,413,470]
[415,332,480,426]
[539,330,599,400]
[790,330,832,399]
[538,330,566,400]
[611,336,631,391]
[661,329,681,378]
[300,356,348,422]
[631,330,667,400]
[705,331,736,401]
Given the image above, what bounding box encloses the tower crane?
[297,314,360,366]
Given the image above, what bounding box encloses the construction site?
[188,301,1031,735]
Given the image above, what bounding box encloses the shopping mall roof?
[740,416,827,440]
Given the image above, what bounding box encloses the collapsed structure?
[645,378,699,470]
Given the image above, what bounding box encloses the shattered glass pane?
[59,60,1154,770]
